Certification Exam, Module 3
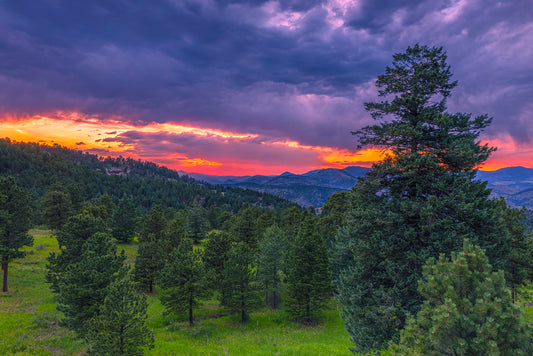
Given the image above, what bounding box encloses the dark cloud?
[0,0,531,151]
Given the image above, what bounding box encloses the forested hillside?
[0,138,295,215]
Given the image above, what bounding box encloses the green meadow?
[3,231,531,355]
[0,230,359,355]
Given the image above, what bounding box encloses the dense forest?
[1,45,532,355]
[0,138,297,216]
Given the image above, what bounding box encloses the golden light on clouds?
[1,113,527,175]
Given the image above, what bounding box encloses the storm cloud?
[0,0,532,170]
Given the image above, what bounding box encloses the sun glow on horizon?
[1,113,532,176]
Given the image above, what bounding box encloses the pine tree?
[281,206,301,241]
[163,216,188,255]
[334,44,529,353]
[394,241,532,355]
[133,206,167,293]
[203,230,233,290]
[133,233,165,293]
[186,200,209,243]
[88,271,154,356]
[220,242,262,323]
[158,239,210,325]
[141,205,166,240]
[0,176,33,293]
[285,211,331,320]
[232,203,260,249]
[56,232,125,336]
[41,189,73,231]
[111,196,138,243]
[46,212,106,293]
[257,225,287,309]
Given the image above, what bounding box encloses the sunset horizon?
[1,1,532,176]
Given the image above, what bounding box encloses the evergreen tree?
[133,233,165,293]
[0,176,33,293]
[163,216,188,255]
[394,241,532,355]
[133,206,167,292]
[56,232,125,336]
[111,196,138,243]
[256,210,277,237]
[220,242,262,323]
[186,200,209,243]
[41,189,72,231]
[141,205,166,240]
[203,230,233,290]
[318,191,351,246]
[334,44,528,353]
[285,211,331,320]
[281,206,301,241]
[88,271,154,356]
[232,203,260,249]
[257,225,287,309]
[46,212,106,293]
[158,239,210,325]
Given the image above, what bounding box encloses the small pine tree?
[133,233,165,293]
[163,216,188,256]
[203,231,233,290]
[56,232,125,336]
[220,242,262,323]
[46,212,106,293]
[394,240,533,355]
[133,206,167,293]
[88,271,154,355]
[41,189,73,231]
[285,211,331,320]
[111,196,138,243]
[141,206,166,240]
[257,225,287,309]
[232,203,259,249]
[0,176,33,293]
[158,239,210,326]
[186,200,209,243]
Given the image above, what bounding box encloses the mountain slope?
[0,139,295,213]
[185,166,533,209]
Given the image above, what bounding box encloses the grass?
[1,230,356,355]
[3,231,532,355]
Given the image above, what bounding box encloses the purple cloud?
[0,0,531,154]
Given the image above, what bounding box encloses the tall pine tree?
[334,44,529,353]
[0,176,33,293]
[133,206,166,293]
[111,196,138,243]
[285,210,331,320]
[220,242,262,323]
[257,225,288,309]
[56,232,125,336]
[158,239,210,326]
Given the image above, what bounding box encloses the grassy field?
[0,231,358,355]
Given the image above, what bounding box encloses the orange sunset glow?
[0,114,385,175]
[1,113,530,176]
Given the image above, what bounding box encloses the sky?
[0,0,532,175]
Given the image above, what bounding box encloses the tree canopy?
[334,44,528,353]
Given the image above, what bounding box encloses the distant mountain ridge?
[182,166,533,209]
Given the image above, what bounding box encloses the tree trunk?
[2,258,8,293]
[189,296,194,326]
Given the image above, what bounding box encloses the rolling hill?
[183,166,533,209]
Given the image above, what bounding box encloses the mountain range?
[181,166,533,209]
